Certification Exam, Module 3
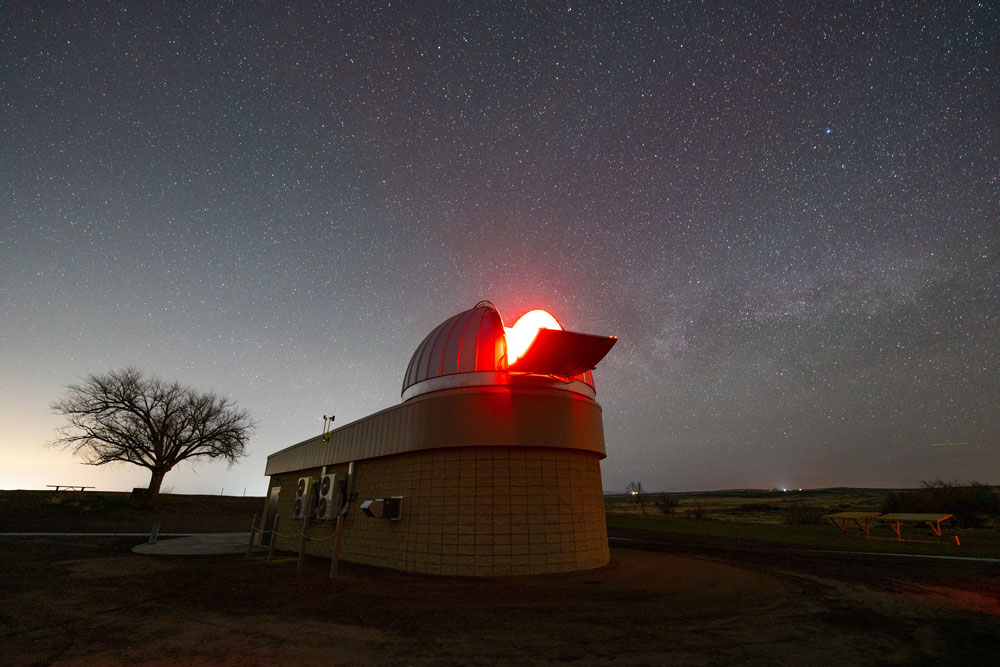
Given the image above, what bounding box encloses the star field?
[1,1,997,493]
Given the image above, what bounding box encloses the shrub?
[654,494,679,515]
[687,504,711,520]
[781,502,827,525]
[880,480,1000,528]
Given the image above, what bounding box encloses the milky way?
[2,2,997,493]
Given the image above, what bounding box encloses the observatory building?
[262,300,617,576]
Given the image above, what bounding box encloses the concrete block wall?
[267,446,609,576]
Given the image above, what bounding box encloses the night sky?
[2,2,997,495]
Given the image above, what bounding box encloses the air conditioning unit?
[293,476,313,519]
[316,473,339,520]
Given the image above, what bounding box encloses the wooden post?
[267,515,280,563]
[148,521,161,545]
[246,513,259,559]
[297,494,314,572]
[329,513,345,579]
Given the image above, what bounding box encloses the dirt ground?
[2,531,997,666]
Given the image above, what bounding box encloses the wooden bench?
[47,485,95,492]
[826,511,882,538]
[879,513,954,542]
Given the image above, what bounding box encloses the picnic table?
[47,485,95,492]
[879,513,954,541]
[826,511,882,538]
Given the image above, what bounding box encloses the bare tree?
[51,368,255,504]
[625,480,647,514]
[654,493,679,515]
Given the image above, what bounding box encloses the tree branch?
[50,368,256,496]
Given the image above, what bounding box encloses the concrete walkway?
[132,532,257,555]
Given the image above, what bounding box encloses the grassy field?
[607,486,905,522]
[605,487,1000,559]
[3,486,997,558]
[0,489,264,533]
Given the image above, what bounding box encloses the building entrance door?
[262,487,280,546]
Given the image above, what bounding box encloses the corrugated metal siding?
[264,386,606,476]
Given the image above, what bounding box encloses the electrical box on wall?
[383,496,403,520]
[361,496,403,520]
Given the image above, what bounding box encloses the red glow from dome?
[505,309,562,365]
